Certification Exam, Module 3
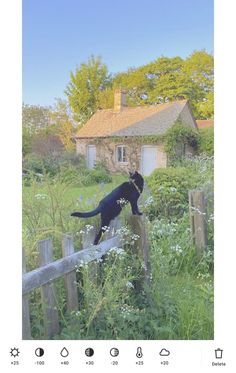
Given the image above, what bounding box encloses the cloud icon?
[159,348,170,356]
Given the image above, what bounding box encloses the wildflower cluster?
[116,198,128,206]
[79,224,95,235]
[117,226,139,246]
[143,196,154,208]
[34,193,48,200]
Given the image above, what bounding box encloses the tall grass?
[23,157,214,340]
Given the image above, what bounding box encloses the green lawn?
[65,174,127,201]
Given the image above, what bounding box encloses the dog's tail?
[71,206,101,218]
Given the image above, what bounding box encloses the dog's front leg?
[130,200,143,215]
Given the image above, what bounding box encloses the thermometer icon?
[136,347,143,358]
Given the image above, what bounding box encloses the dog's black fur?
[71,171,144,245]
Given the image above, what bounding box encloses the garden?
[23,140,214,340]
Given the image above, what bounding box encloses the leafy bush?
[23,153,61,177]
[164,122,200,158]
[146,167,197,219]
[89,161,112,184]
[23,152,112,186]
[199,127,214,156]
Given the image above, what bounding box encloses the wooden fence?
[22,215,150,340]
[22,189,209,340]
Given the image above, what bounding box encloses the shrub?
[199,127,214,156]
[146,167,197,219]
[89,161,112,184]
[23,153,61,177]
[164,122,200,159]
[23,152,112,186]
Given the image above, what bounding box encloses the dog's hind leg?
[93,216,111,245]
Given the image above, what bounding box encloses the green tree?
[22,104,51,155]
[50,99,76,151]
[65,55,111,124]
[183,50,214,118]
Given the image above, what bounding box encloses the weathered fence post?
[62,234,78,312]
[38,238,60,338]
[22,250,31,340]
[81,225,97,248]
[82,225,98,283]
[128,214,151,287]
[104,217,122,239]
[189,189,207,257]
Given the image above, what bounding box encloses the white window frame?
[116,145,128,163]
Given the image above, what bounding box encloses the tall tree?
[65,56,111,124]
[49,99,75,151]
[183,50,214,118]
[22,104,51,155]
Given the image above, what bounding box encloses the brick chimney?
[114,89,126,112]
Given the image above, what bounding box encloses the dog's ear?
[129,170,134,177]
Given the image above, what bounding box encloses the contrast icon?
[136,347,143,358]
[85,348,94,357]
[110,348,119,357]
[35,348,44,357]
[10,348,20,358]
[215,348,223,359]
[159,348,170,357]
[60,347,69,358]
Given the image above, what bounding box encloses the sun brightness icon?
[10,348,20,358]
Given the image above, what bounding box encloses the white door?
[141,146,158,176]
[87,145,96,169]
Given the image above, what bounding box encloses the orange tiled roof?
[196,119,214,129]
[76,100,188,138]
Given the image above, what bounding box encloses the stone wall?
[76,138,168,173]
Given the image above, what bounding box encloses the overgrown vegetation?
[164,122,200,158]
[23,155,214,340]
[23,152,112,186]
[199,127,214,156]
[146,155,213,221]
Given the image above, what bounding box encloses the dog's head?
[129,170,144,193]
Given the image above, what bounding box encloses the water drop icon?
[60,347,69,358]
[136,347,143,358]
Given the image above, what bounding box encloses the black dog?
[71,171,144,245]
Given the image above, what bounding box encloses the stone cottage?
[75,90,198,176]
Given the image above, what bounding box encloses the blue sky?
[23,0,213,106]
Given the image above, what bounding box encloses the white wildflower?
[116,198,128,206]
[126,281,134,289]
[35,193,48,200]
[144,196,154,207]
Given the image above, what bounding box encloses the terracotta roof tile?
[196,119,214,129]
[76,100,188,138]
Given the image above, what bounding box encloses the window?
[116,145,127,163]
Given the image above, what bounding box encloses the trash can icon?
[215,348,223,359]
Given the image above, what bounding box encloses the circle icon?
[85,348,94,357]
[35,348,44,357]
[110,348,119,357]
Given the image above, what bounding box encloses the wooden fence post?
[104,217,122,239]
[22,250,31,340]
[62,234,78,312]
[82,225,98,283]
[38,238,60,338]
[81,225,96,248]
[189,189,208,257]
[128,214,151,288]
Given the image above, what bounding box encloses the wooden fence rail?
[22,215,149,340]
